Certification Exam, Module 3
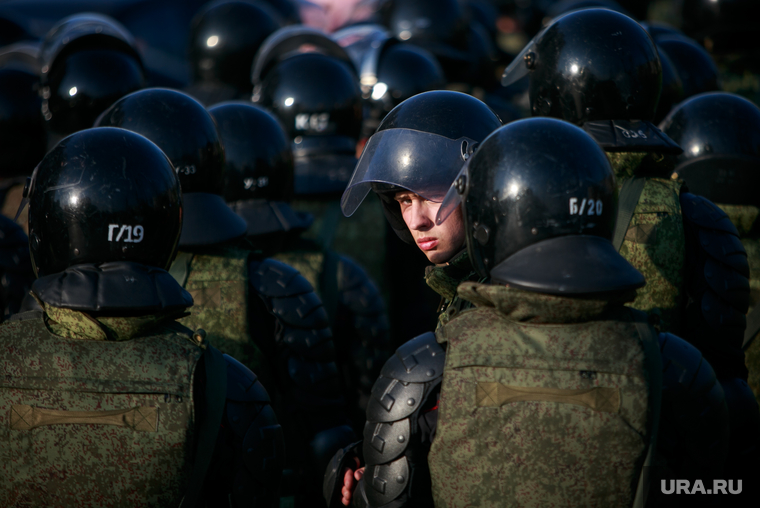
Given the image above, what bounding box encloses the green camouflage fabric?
[609,152,685,334]
[0,307,203,508]
[718,203,760,402]
[273,249,324,294]
[424,250,481,331]
[172,248,264,374]
[292,197,388,301]
[429,283,654,508]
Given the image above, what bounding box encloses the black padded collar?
[32,262,193,313]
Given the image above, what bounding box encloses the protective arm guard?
[657,332,730,480]
[353,332,444,508]
[205,354,286,507]
[680,192,750,380]
[332,254,392,413]
[248,258,356,473]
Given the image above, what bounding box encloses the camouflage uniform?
[422,250,481,331]
[608,152,685,334]
[718,203,760,402]
[0,300,204,507]
[428,283,659,507]
[170,245,352,506]
[717,55,760,107]
[292,197,388,301]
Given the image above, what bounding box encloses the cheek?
[442,210,465,247]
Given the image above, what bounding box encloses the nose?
[407,201,434,231]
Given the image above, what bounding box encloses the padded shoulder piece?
[213,356,286,508]
[250,257,317,298]
[248,255,348,453]
[680,192,750,380]
[657,332,730,479]
[360,332,444,507]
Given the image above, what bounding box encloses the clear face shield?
[435,161,470,226]
[340,128,477,217]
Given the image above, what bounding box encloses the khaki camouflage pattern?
[292,197,388,301]
[173,249,265,374]
[429,283,653,508]
[0,308,202,508]
[424,250,480,331]
[608,152,685,334]
[718,203,760,402]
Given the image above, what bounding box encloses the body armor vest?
[609,152,685,335]
[429,284,661,508]
[0,311,202,508]
[172,249,264,374]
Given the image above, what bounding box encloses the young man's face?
[395,190,465,264]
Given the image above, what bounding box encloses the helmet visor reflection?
[340,128,477,217]
[435,162,469,225]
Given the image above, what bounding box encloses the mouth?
[417,237,439,251]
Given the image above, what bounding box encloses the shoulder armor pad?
[271,291,330,329]
[381,332,445,383]
[364,455,410,507]
[660,333,714,396]
[681,193,740,235]
[703,257,750,310]
[363,418,411,464]
[367,375,425,422]
[282,326,335,362]
[337,256,385,316]
[224,354,270,403]
[287,356,341,392]
[696,228,750,278]
[249,257,315,298]
[701,289,746,333]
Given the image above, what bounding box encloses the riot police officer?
[209,100,392,431]
[186,0,281,105]
[38,13,146,147]
[328,118,732,508]
[95,88,355,506]
[660,92,760,494]
[0,127,284,506]
[341,90,502,332]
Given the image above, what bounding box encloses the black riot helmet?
[502,8,682,154]
[253,52,362,196]
[95,88,247,247]
[333,25,445,135]
[437,117,644,294]
[208,101,311,236]
[682,0,760,54]
[27,127,182,277]
[383,0,469,53]
[655,36,721,100]
[189,0,280,94]
[341,90,502,243]
[660,92,760,208]
[39,13,146,137]
[0,67,47,178]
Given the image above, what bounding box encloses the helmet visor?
[340,128,477,217]
[435,162,469,225]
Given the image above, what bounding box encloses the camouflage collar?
[425,250,477,301]
[41,300,188,341]
[456,282,636,324]
[607,151,676,180]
